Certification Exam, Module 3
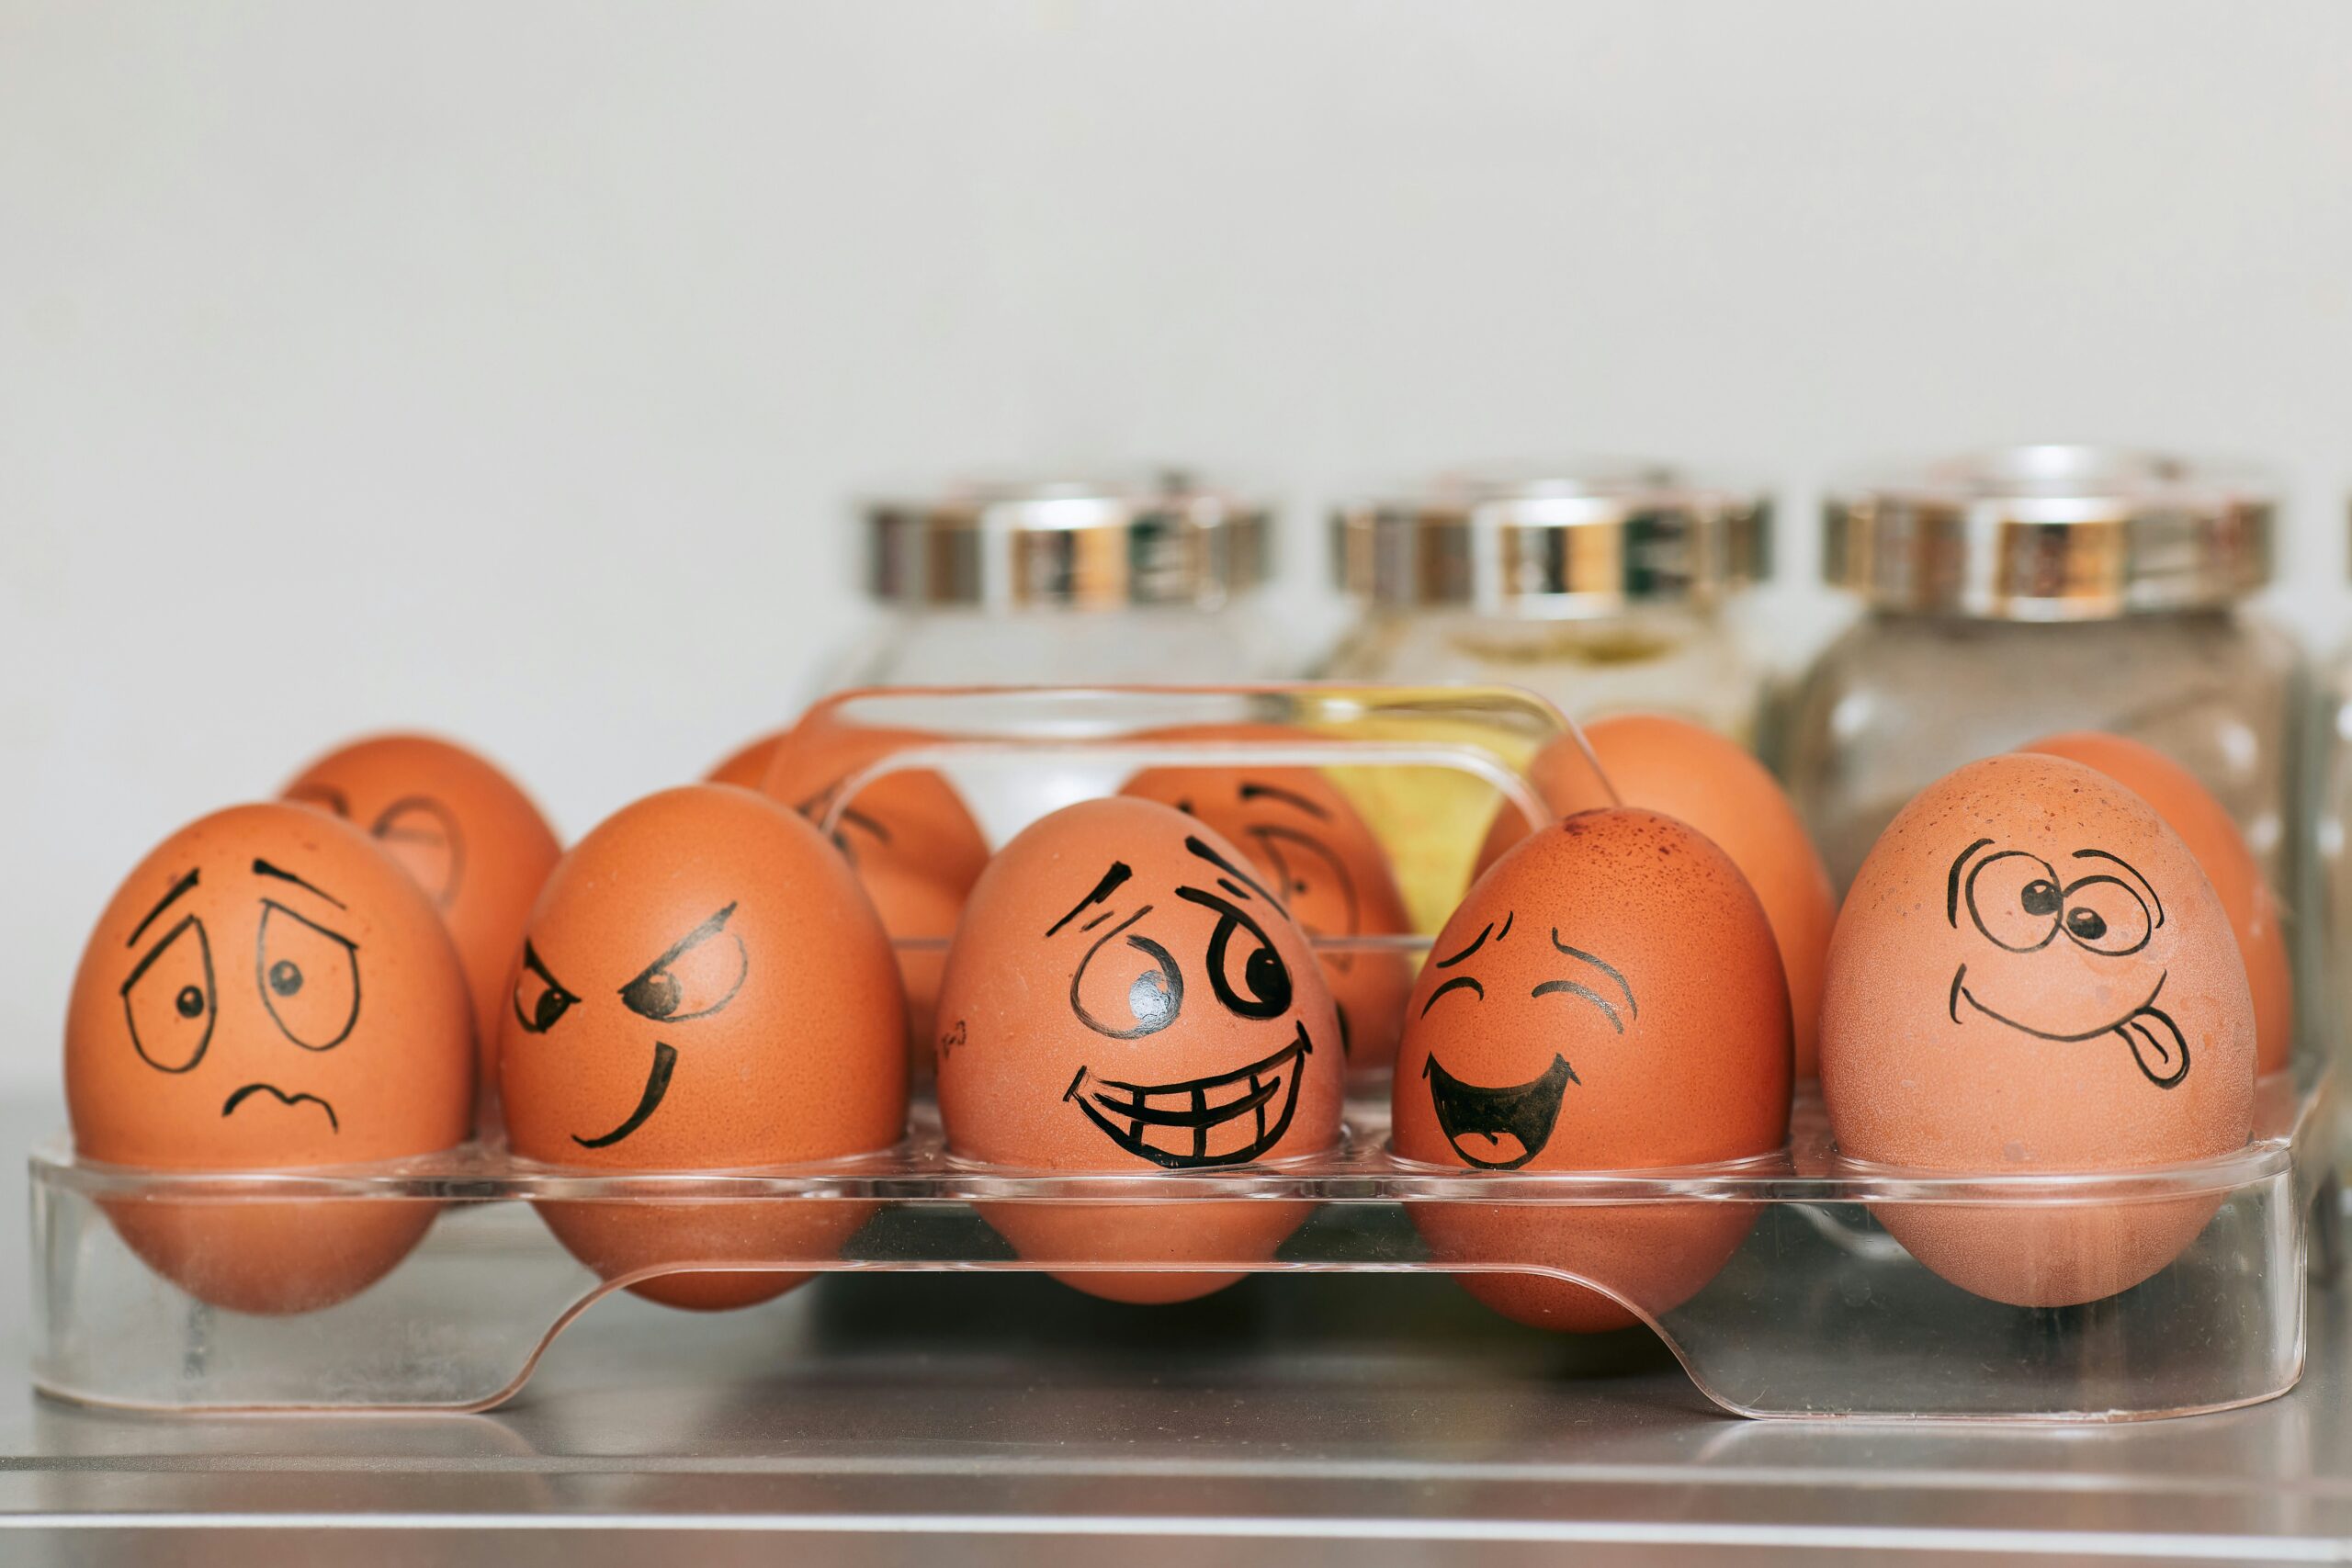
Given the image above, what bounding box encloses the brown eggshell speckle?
[1478,715,1836,1077]
[756,720,989,1076]
[283,732,560,1122]
[1396,807,1792,1333]
[65,803,475,1313]
[1121,725,1414,1083]
[935,796,1345,1303]
[2019,731,2292,1075]
[1819,753,2256,1307]
[500,784,908,1310]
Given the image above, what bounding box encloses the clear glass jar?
[1781,446,2302,901]
[1313,462,1774,740]
[824,470,1291,690]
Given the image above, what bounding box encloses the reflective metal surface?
[2,1094,2346,1565]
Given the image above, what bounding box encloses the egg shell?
[1478,716,1837,1077]
[2019,731,2292,1075]
[1819,752,2256,1307]
[934,796,1346,1303]
[500,784,908,1310]
[704,728,785,790]
[1120,725,1415,1084]
[756,720,990,1077]
[283,732,561,1122]
[65,803,474,1313]
[1396,807,1792,1333]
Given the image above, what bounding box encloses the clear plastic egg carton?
[26,685,2337,1421]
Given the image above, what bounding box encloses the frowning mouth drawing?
[1064,1022,1313,1168]
[1424,1051,1577,1169]
[221,1081,339,1133]
[1950,964,2188,1089]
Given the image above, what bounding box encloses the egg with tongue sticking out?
[934,796,1346,1303]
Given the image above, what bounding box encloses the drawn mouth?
[221,1082,338,1133]
[1951,965,2188,1089]
[1064,1022,1312,1168]
[1424,1052,1577,1170]
[575,1041,678,1148]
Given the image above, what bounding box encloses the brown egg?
[934,796,1346,1303]
[1819,753,2256,1307]
[2019,731,2292,1076]
[1396,808,1792,1333]
[1121,727,1414,1083]
[1478,715,1837,1077]
[704,729,783,790]
[500,784,908,1310]
[756,720,989,1072]
[64,803,474,1313]
[283,733,561,1118]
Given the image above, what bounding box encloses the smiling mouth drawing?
[221,1082,339,1133]
[1064,1022,1312,1168]
[575,1041,679,1148]
[1424,1052,1577,1170]
[1950,964,2188,1089]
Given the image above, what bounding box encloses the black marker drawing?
[126,867,199,949]
[1064,1021,1313,1168]
[369,795,465,908]
[222,1081,339,1133]
[254,900,361,1051]
[619,903,747,1022]
[1047,863,1134,938]
[252,858,347,910]
[1175,884,1294,1020]
[1945,838,2187,1088]
[286,783,351,818]
[512,941,580,1033]
[1070,907,1183,1039]
[793,778,893,869]
[575,1041,678,1148]
[1424,1052,1579,1169]
[121,911,215,1073]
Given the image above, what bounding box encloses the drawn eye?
[256,901,360,1050]
[2060,874,2154,956]
[1193,893,1294,1020]
[1072,910,1184,1039]
[122,914,215,1073]
[619,905,747,1022]
[1966,851,2064,953]
[511,942,579,1034]
[369,795,463,908]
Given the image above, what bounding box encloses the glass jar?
[1314,462,1772,739]
[824,470,1291,690]
[1781,446,2302,902]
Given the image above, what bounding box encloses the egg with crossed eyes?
[934,796,1346,1303]
[65,803,475,1314]
[1820,752,2255,1307]
[499,784,908,1310]
[1394,807,1792,1334]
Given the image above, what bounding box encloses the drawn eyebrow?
[1497,910,1514,942]
[1048,862,1133,938]
[252,858,345,909]
[1420,975,1484,1015]
[1435,922,1494,969]
[1216,877,1254,903]
[127,868,199,949]
[1550,931,1636,1020]
[1237,781,1330,820]
[1532,977,1624,1032]
[1948,838,1996,926]
[1182,835,1282,908]
[2073,849,2165,929]
[627,901,739,985]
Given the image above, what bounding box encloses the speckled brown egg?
[1478,715,1836,1078]
[756,720,989,1074]
[934,796,1346,1303]
[283,732,561,1122]
[1396,807,1792,1333]
[1121,726,1414,1084]
[1819,752,2256,1307]
[500,784,907,1310]
[64,803,475,1313]
[704,728,785,790]
[2019,731,2291,1076]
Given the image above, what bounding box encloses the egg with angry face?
[499,784,908,1310]
[934,796,1346,1303]
[1394,808,1792,1333]
[64,803,475,1313]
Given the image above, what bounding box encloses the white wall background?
[4,0,2350,1102]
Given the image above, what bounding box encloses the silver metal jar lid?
[1329,463,1770,615]
[864,470,1272,612]
[1825,446,2275,618]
